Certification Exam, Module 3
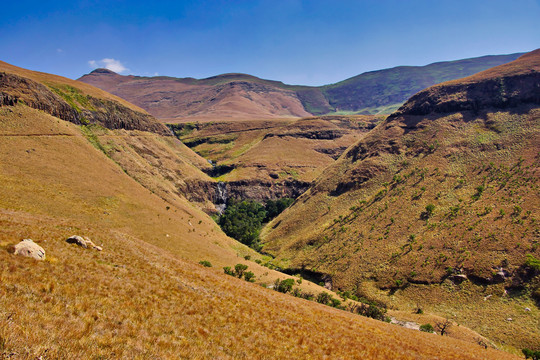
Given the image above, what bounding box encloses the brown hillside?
[261,49,540,351]
[79,70,311,122]
[0,61,170,135]
[394,49,540,117]
[171,115,383,202]
[0,65,521,360]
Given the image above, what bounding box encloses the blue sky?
[2,0,539,85]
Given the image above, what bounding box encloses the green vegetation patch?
[46,83,95,113]
[218,198,294,250]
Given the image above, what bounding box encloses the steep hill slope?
[261,50,540,350]
[0,64,521,359]
[0,61,170,135]
[170,115,383,202]
[78,53,522,121]
[322,53,523,115]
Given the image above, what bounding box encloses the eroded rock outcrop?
[0,72,171,135]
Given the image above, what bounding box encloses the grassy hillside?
[173,115,383,182]
[261,51,540,351]
[321,53,523,115]
[0,64,522,359]
[0,61,169,135]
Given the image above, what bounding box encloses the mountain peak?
[89,68,118,75]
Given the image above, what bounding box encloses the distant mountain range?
[78,53,523,122]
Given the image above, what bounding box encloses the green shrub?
[421,204,435,219]
[356,303,388,321]
[218,200,267,248]
[329,297,341,308]
[199,260,212,267]
[420,323,434,333]
[525,254,540,271]
[316,292,332,305]
[234,264,248,278]
[274,278,295,293]
[522,349,540,360]
[243,271,255,282]
[264,198,294,221]
[471,185,485,200]
[223,266,234,276]
[218,198,294,248]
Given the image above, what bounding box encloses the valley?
[0,49,538,359]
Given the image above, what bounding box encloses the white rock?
[14,239,46,260]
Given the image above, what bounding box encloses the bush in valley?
[353,302,388,322]
[264,198,294,221]
[234,263,249,278]
[329,297,342,308]
[522,349,540,360]
[218,199,267,248]
[223,264,256,282]
[243,271,255,282]
[419,324,434,333]
[218,198,294,249]
[316,291,332,305]
[199,260,212,267]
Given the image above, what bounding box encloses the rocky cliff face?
[394,73,540,117]
[0,72,170,135]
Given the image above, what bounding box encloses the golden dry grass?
[0,101,521,359]
[0,60,146,113]
[177,116,382,183]
[0,210,520,360]
[261,105,540,352]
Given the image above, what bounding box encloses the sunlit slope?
[261,50,540,350]
[0,60,169,134]
[0,81,521,360]
[176,115,383,184]
[0,105,237,265]
[0,210,518,359]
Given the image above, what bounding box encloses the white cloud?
[56,48,64,53]
[88,58,128,73]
